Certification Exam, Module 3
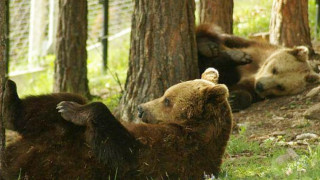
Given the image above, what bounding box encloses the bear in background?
[1,68,232,179]
[197,24,320,111]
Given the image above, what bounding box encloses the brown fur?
[1,74,232,179]
[196,24,320,111]
[2,80,113,180]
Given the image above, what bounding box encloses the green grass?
[220,127,320,179]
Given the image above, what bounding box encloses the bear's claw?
[226,50,252,65]
[57,101,86,126]
[198,41,220,57]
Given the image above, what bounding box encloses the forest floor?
[221,83,320,179]
[234,84,320,147]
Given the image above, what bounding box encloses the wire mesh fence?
[9,0,201,74]
[9,0,32,69]
[9,0,133,73]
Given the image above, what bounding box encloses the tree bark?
[269,0,312,47]
[118,0,199,122]
[0,0,9,173]
[199,0,234,34]
[54,0,90,98]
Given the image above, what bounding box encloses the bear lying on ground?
[1,68,232,179]
[197,24,320,111]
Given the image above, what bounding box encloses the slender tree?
[118,0,199,122]
[269,0,312,47]
[0,0,9,173]
[54,0,90,98]
[199,0,234,34]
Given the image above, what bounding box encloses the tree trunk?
[0,0,9,173]
[269,0,312,47]
[118,0,199,122]
[199,0,234,34]
[54,0,90,98]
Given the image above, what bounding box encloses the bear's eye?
[276,84,285,91]
[272,68,278,74]
[164,98,170,107]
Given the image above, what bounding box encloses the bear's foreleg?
[57,101,139,170]
[228,79,261,112]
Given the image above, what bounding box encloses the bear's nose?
[255,82,264,92]
[137,105,144,118]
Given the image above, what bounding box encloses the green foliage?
[234,0,319,40]
[87,35,130,110]
[233,0,273,36]
[309,0,319,40]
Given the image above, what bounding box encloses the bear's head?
[137,68,229,125]
[254,46,320,97]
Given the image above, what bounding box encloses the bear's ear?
[305,73,320,84]
[202,84,229,104]
[288,46,310,62]
[201,68,219,84]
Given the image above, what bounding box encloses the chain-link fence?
[9,0,133,73]
[9,0,32,69]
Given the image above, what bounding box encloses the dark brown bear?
[197,24,320,111]
[1,70,232,180]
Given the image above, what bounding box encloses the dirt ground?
[233,83,320,146]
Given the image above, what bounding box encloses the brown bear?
[1,69,232,180]
[196,24,320,111]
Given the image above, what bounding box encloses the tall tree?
[0,0,9,173]
[269,0,312,47]
[199,0,234,34]
[54,0,90,98]
[118,0,199,122]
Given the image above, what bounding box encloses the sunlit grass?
[221,126,320,179]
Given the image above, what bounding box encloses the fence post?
[46,0,58,54]
[28,0,47,69]
[101,0,109,72]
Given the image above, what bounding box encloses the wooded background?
[0,0,316,157]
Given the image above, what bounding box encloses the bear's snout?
[137,103,162,124]
[137,105,145,118]
[255,82,264,92]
